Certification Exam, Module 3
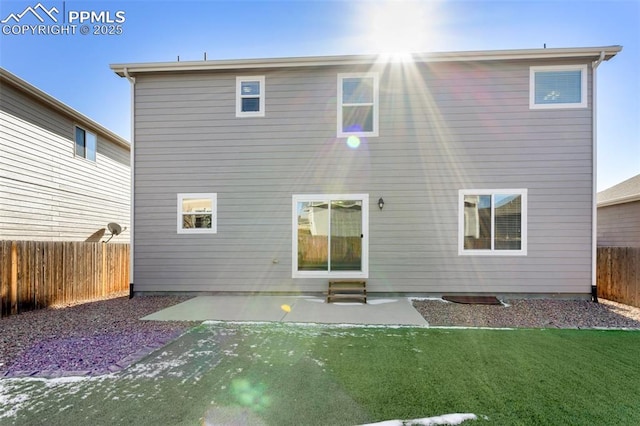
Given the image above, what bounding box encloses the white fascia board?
[110,46,622,77]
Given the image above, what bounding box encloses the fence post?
[10,241,18,315]
[102,243,106,297]
[630,247,637,307]
[605,247,612,300]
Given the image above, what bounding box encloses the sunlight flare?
[355,0,443,56]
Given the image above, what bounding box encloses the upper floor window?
[337,73,379,137]
[530,65,587,109]
[236,76,265,117]
[177,193,217,234]
[459,189,528,256]
[75,126,96,162]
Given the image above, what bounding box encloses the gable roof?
[0,67,130,151]
[597,174,640,207]
[111,45,621,76]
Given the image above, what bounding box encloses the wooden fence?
[297,235,362,269]
[597,247,640,308]
[0,241,129,317]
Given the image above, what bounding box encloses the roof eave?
[110,45,622,77]
[0,68,130,151]
[597,194,640,207]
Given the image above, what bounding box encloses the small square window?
[177,193,217,234]
[337,73,379,137]
[530,65,587,109]
[459,189,527,256]
[236,76,265,117]
[74,126,96,161]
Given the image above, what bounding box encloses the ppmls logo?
[2,2,126,36]
[1,3,59,23]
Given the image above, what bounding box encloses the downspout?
[124,67,136,298]
[591,51,605,303]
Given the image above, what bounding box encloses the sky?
[1,0,638,191]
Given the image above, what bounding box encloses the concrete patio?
[141,296,429,326]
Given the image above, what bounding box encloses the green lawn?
[1,324,639,425]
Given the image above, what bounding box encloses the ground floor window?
[459,189,527,255]
[177,193,217,234]
[293,194,368,278]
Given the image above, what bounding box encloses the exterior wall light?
[378,197,384,210]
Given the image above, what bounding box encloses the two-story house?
[597,174,640,247]
[111,46,621,297]
[1,68,130,242]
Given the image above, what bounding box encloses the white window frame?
[292,194,369,278]
[458,189,528,256]
[177,193,217,234]
[74,125,97,162]
[236,76,265,117]
[529,65,587,109]
[337,73,379,138]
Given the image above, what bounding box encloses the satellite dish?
[107,222,122,236]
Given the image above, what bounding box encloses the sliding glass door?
[293,194,368,278]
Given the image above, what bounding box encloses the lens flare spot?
[230,379,271,412]
[346,135,361,149]
[281,304,291,313]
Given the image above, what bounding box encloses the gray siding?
[0,82,130,242]
[598,202,640,247]
[133,58,594,295]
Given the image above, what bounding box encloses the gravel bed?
[413,298,640,329]
[0,295,197,377]
[2,296,639,378]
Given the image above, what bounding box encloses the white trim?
[529,64,588,109]
[73,125,97,162]
[458,189,528,256]
[177,193,217,234]
[125,69,135,286]
[111,46,622,76]
[292,194,369,278]
[591,57,601,291]
[337,73,379,137]
[236,76,265,117]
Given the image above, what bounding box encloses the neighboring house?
[111,45,621,297]
[597,174,640,247]
[0,68,130,242]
